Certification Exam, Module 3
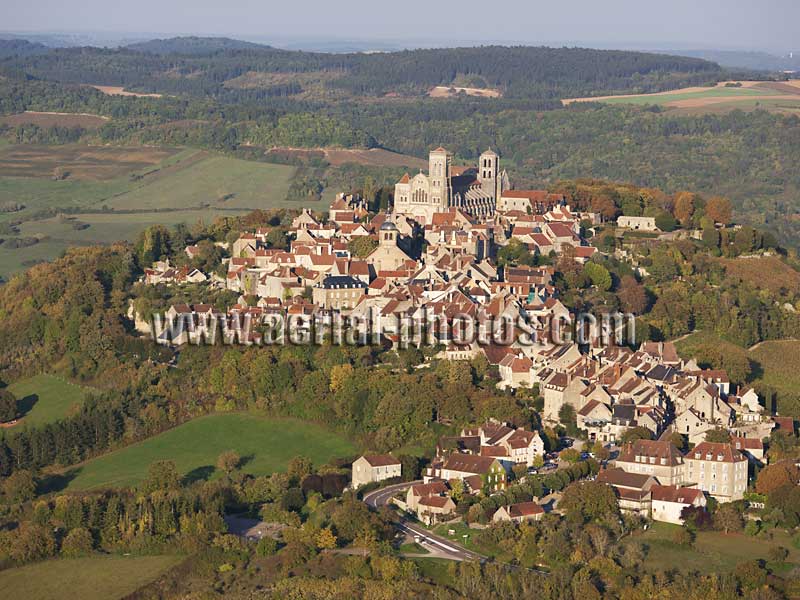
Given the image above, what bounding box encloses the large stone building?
[393,147,508,224]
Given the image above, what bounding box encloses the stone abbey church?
[393,147,509,223]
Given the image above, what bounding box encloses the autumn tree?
[705,196,732,225]
[288,456,313,483]
[316,527,338,550]
[673,192,696,227]
[217,450,241,475]
[714,504,743,534]
[2,470,36,503]
[756,461,800,495]
[617,276,647,315]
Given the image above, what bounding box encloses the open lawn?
[57,413,356,491]
[0,554,183,600]
[5,374,93,428]
[633,521,800,574]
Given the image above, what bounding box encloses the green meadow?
[59,413,356,490]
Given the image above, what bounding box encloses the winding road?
[363,480,484,562]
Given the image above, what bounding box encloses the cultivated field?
[0,146,302,278]
[429,85,501,99]
[90,85,163,98]
[563,80,800,114]
[0,144,181,180]
[58,413,356,490]
[0,111,109,129]
[0,555,183,600]
[5,374,92,428]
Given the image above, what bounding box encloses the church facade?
[393,147,509,224]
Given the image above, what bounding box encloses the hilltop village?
[137,147,795,528]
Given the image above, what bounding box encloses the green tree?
[142,460,181,494]
[584,262,612,291]
[3,470,36,503]
[705,428,732,443]
[348,236,378,258]
[216,450,241,475]
[0,389,18,422]
[60,527,94,558]
[256,536,279,556]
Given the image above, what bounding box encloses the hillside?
[0,38,49,58]
[126,35,273,55]
[0,42,724,100]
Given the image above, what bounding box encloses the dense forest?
[0,41,726,100]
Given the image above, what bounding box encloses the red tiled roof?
[651,485,705,504]
[506,501,544,518]
[362,454,400,467]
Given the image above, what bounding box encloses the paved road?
[363,481,484,562]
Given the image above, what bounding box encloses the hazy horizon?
[1,0,798,53]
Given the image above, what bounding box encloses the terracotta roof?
[506,501,544,518]
[731,436,763,451]
[410,481,448,497]
[443,453,499,475]
[651,485,705,504]
[617,440,683,466]
[418,495,453,509]
[596,467,653,490]
[480,445,509,457]
[361,454,400,467]
[688,442,746,463]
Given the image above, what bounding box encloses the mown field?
[5,374,93,428]
[57,413,356,491]
[0,144,305,278]
[0,554,183,600]
[632,522,800,574]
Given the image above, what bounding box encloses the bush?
[256,536,278,556]
[60,527,94,558]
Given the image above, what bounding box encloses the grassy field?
[0,554,183,600]
[58,413,356,490]
[103,153,297,211]
[633,522,800,574]
[0,144,307,278]
[5,374,93,428]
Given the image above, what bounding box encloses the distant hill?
[125,36,273,55]
[662,49,800,73]
[0,38,49,58]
